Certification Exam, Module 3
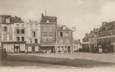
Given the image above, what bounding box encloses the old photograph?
[0,0,115,72]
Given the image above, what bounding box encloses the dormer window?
[63,26,66,30]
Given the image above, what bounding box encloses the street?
[0,52,114,67]
[0,52,115,72]
[9,52,115,63]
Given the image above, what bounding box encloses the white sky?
[1,0,115,40]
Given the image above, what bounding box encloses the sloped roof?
[99,21,115,32]
[57,25,72,31]
[40,14,57,24]
[0,15,24,23]
[11,16,24,23]
[0,15,11,17]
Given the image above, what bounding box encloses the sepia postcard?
[0,0,115,72]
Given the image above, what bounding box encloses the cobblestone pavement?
[9,52,115,63]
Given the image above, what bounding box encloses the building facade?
[72,39,82,52]
[97,21,115,52]
[40,13,57,53]
[82,28,98,52]
[0,14,74,54]
[82,33,90,52]
[0,15,26,53]
[0,15,13,43]
[26,21,40,53]
[55,25,73,53]
[82,21,115,53]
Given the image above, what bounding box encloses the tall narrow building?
[40,13,57,53]
[0,15,14,46]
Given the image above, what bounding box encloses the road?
[0,60,77,68]
[9,52,115,63]
[0,60,115,72]
[1,52,115,67]
[0,52,115,72]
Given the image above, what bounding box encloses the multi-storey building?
[0,15,26,53]
[0,15,13,42]
[40,13,57,53]
[55,25,73,53]
[40,13,74,53]
[82,28,98,52]
[12,21,26,53]
[82,21,115,53]
[82,33,90,52]
[0,15,15,53]
[0,14,74,54]
[97,21,115,52]
[26,21,40,53]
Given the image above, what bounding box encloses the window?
[4,26,7,31]
[35,39,38,43]
[30,40,32,43]
[22,37,24,41]
[17,24,19,26]
[33,31,36,37]
[17,37,20,41]
[21,29,25,34]
[6,18,10,23]
[17,29,20,34]
[60,32,63,37]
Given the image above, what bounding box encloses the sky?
[1,0,115,40]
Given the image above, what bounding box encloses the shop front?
[26,43,40,53]
[1,41,26,53]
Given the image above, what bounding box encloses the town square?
[0,0,115,72]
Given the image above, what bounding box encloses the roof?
[0,15,11,17]
[40,13,57,24]
[57,25,72,31]
[0,15,24,23]
[11,16,24,23]
[99,21,115,32]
